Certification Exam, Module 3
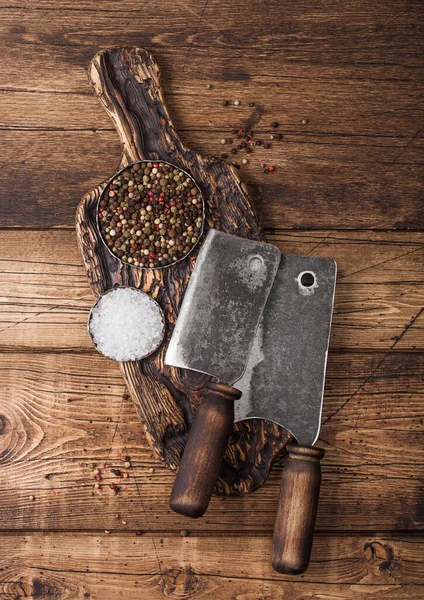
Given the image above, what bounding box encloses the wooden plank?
[2,84,424,140]
[1,230,422,351]
[0,533,423,600]
[1,1,423,91]
[1,351,423,532]
[1,130,423,229]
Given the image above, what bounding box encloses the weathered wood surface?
[1,533,424,600]
[1,1,423,231]
[2,131,423,230]
[1,352,423,532]
[1,0,423,596]
[1,230,422,350]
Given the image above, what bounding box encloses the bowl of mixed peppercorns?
[97,161,204,269]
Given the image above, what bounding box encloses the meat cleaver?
[235,253,336,575]
[165,228,281,518]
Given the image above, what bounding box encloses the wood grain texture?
[1,533,423,600]
[0,352,423,532]
[272,445,325,574]
[75,46,290,496]
[1,230,423,351]
[1,0,423,593]
[1,1,423,230]
[1,128,423,230]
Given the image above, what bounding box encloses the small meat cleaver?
[235,253,336,575]
[165,228,281,518]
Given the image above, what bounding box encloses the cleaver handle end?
[170,381,241,519]
[271,443,325,575]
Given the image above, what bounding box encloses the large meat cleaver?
[236,254,336,575]
[165,228,281,518]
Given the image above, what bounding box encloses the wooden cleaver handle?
[272,443,325,575]
[170,381,241,518]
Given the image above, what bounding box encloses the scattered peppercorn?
[29,495,35,501]
[271,121,279,128]
[220,138,227,145]
[124,461,131,469]
[249,102,255,107]
[180,530,189,537]
[221,153,228,159]
[149,468,155,473]
[222,100,229,106]
[98,162,203,269]
[111,469,121,477]
[231,148,237,155]
[122,520,127,525]
[263,143,271,149]
[234,100,240,106]
[206,84,212,89]
[302,119,309,125]
[242,158,249,165]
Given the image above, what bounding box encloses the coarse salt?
[89,287,164,361]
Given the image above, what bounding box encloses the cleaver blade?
[235,254,337,446]
[165,228,281,519]
[166,228,281,385]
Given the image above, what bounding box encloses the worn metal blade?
[165,229,281,385]
[235,254,336,446]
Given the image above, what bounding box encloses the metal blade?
[235,254,336,446]
[165,229,281,385]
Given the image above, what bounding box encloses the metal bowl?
[88,286,166,362]
[96,160,205,270]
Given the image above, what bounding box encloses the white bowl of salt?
[88,287,165,361]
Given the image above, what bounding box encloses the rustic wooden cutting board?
[75,46,290,495]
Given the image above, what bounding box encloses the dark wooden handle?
[170,381,241,518]
[271,443,325,575]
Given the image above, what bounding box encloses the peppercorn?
[271,121,279,128]
[263,143,271,149]
[249,102,255,107]
[98,162,203,269]
[222,100,229,106]
[234,100,240,106]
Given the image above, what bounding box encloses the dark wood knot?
[364,540,396,575]
[163,566,199,598]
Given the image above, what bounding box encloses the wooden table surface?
[1,1,423,598]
